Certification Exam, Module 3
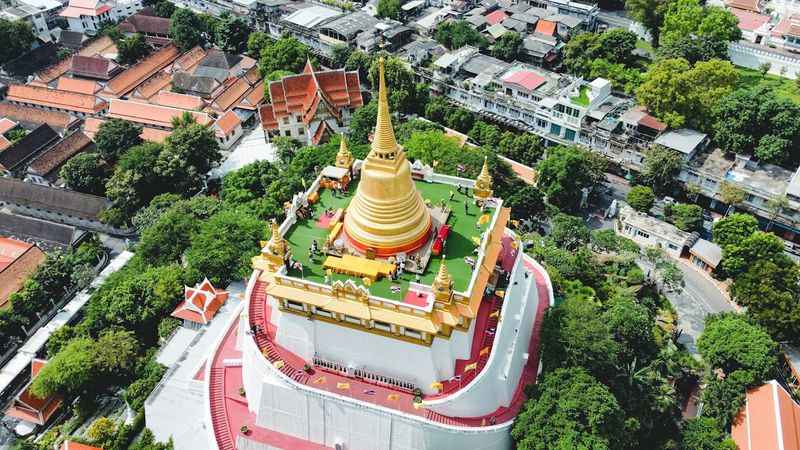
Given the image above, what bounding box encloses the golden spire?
[474,156,494,201]
[342,56,432,256]
[432,256,454,303]
[370,57,399,160]
[267,219,286,257]
[335,133,353,169]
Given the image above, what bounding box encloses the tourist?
[449,190,455,201]
[464,200,469,215]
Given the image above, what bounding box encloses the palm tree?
[171,111,196,128]
[766,195,790,231]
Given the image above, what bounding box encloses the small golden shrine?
[473,157,494,202]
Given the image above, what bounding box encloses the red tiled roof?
[0,136,10,152]
[171,278,229,324]
[534,19,556,36]
[210,77,252,112]
[28,130,93,177]
[237,81,265,110]
[0,237,34,271]
[264,67,362,131]
[0,118,18,135]
[60,0,110,18]
[34,57,73,84]
[70,55,120,80]
[56,77,100,95]
[60,441,103,450]
[638,111,667,132]
[733,380,800,450]
[311,120,328,145]
[131,70,172,99]
[726,0,761,12]
[172,46,206,72]
[730,8,770,31]
[485,9,508,25]
[152,91,205,110]
[5,359,63,426]
[259,104,277,129]
[107,99,212,129]
[119,13,171,35]
[7,84,107,114]
[214,110,241,137]
[83,117,171,143]
[773,14,800,38]
[105,44,180,97]
[0,104,78,131]
[502,70,546,91]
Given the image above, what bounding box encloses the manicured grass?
[571,85,590,107]
[735,66,800,103]
[283,180,492,302]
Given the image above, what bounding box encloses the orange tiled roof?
[0,118,18,135]
[77,35,117,57]
[131,70,172,99]
[733,380,800,450]
[34,57,73,84]
[56,77,100,95]
[0,136,10,152]
[0,104,78,131]
[726,0,760,12]
[214,110,241,137]
[105,44,180,97]
[264,67,362,131]
[107,99,212,129]
[7,84,107,114]
[237,81,265,110]
[535,19,556,36]
[172,46,206,72]
[152,91,205,110]
[259,104,277,129]
[83,117,171,143]
[210,77,252,112]
[5,359,62,426]
[171,278,229,324]
[60,441,103,450]
[28,130,93,176]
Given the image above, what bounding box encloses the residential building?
[732,380,800,450]
[59,0,143,34]
[259,62,363,144]
[83,116,171,142]
[26,130,94,185]
[213,110,243,149]
[616,202,694,258]
[0,238,46,307]
[0,3,54,43]
[103,44,181,97]
[0,212,86,250]
[118,9,171,45]
[771,13,800,51]
[5,84,108,117]
[653,128,710,161]
[70,54,122,80]
[0,124,60,176]
[0,104,80,135]
[106,99,213,130]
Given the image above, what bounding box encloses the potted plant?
[238,387,246,397]
[240,425,250,435]
[303,363,313,374]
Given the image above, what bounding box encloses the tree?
[94,118,143,162]
[425,96,453,125]
[564,29,637,77]
[87,417,119,448]
[681,417,735,450]
[155,119,221,192]
[214,12,248,53]
[152,0,175,18]
[590,229,640,254]
[60,153,109,196]
[444,108,474,133]
[258,35,310,76]
[434,20,488,50]
[640,147,684,194]
[512,367,628,450]
[721,231,789,278]
[0,18,35,65]
[497,132,543,166]
[712,213,758,249]
[697,313,777,379]
[170,8,205,51]
[626,0,669,46]
[345,50,373,83]
[659,0,740,50]
[718,181,745,209]
[669,203,702,232]
[117,33,150,65]
[507,185,547,222]
[537,146,607,212]
[185,209,266,285]
[367,56,426,114]
[376,0,400,19]
[247,31,271,58]
[730,259,800,343]
[551,213,590,250]
[658,34,729,64]
[105,142,166,223]
[492,32,523,62]
[627,185,655,212]
[348,100,378,145]
[330,43,351,68]
[711,86,800,166]
[637,58,738,130]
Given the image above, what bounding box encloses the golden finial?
[474,156,494,201]
[432,256,454,302]
[370,57,399,159]
[267,219,286,256]
[335,133,353,169]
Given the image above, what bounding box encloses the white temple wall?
[272,300,475,394]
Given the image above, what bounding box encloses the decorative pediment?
[331,279,370,301]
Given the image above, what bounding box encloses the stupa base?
[345,224,432,258]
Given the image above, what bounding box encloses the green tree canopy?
[669,203,703,232]
[512,367,628,450]
[507,185,547,222]
[434,20,488,50]
[627,185,655,212]
[659,0,741,53]
[376,0,400,19]
[94,118,143,162]
[625,0,669,46]
[712,213,759,249]
[0,18,35,65]
[60,153,109,196]
[214,12,249,53]
[170,8,206,51]
[258,35,310,76]
[491,32,524,62]
[155,120,222,192]
[117,33,150,65]
[247,31,271,58]
[640,146,684,194]
[697,313,777,379]
[536,145,607,212]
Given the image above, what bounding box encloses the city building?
[0,124,60,176]
[616,202,694,258]
[5,84,108,117]
[26,130,94,186]
[118,9,172,45]
[59,0,143,34]
[0,3,55,43]
[259,61,363,144]
[187,59,553,450]
[0,237,46,307]
[732,380,800,450]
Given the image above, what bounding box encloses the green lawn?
[283,180,493,302]
[736,66,800,103]
[571,85,590,107]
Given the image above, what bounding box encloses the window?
[286,300,304,311]
[564,128,576,141]
[282,116,289,125]
[550,123,561,136]
[668,243,678,250]
[315,308,333,318]
[344,315,361,325]
[373,321,391,332]
[637,230,650,239]
[404,328,422,339]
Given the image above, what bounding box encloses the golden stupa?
[473,156,493,201]
[343,58,432,256]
